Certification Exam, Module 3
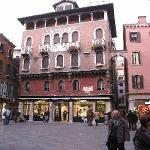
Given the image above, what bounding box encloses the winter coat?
[108,117,130,143]
[133,127,150,150]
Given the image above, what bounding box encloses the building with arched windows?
[18,0,116,122]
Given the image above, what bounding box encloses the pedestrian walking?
[106,110,130,150]
[2,107,11,125]
[126,110,135,131]
[94,111,99,126]
[86,107,94,126]
[133,113,150,150]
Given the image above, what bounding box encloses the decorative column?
[105,101,111,113]
[69,102,73,123]
[18,102,23,114]
[49,102,53,123]
[29,102,33,121]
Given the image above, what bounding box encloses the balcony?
[92,39,105,51]
[39,44,50,54]
[68,41,80,53]
[21,46,31,57]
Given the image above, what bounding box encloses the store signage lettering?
[83,86,93,92]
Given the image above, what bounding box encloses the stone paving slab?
[0,121,136,150]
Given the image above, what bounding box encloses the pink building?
[18,0,116,122]
[123,16,150,115]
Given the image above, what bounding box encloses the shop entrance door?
[54,102,68,121]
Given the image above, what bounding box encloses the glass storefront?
[73,100,93,122]
[33,100,49,121]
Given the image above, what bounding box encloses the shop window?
[97,78,104,90]
[44,35,50,45]
[56,55,63,67]
[53,34,60,44]
[96,101,105,118]
[71,53,78,67]
[72,31,78,42]
[24,82,30,92]
[62,33,68,44]
[58,80,64,91]
[44,81,49,91]
[42,56,49,69]
[132,52,141,65]
[96,50,104,65]
[129,32,141,42]
[23,58,30,70]
[95,28,103,39]
[132,75,144,89]
[72,80,79,91]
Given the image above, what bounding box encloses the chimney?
[138,16,147,24]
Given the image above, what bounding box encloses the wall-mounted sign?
[83,86,93,92]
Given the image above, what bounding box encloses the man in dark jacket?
[133,114,150,150]
[107,110,130,150]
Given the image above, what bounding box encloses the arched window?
[44,81,49,91]
[26,37,32,47]
[0,60,3,72]
[42,56,49,68]
[72,80,79,91]
[25,81,30,92]
[71,53,78,67]
[62,33,68,44]
[97,79,104,90]
[72,31,78,42]
[95,28,103,39]
[44,35,50,45]
[53,34,60,44]
[23,58,30,70]
[57,55,63,67]
[58,80,64,91]
[96,50,103,65]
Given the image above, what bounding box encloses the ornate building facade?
[0,33,19,118]
[18,0,116,122]
[123,16,150,115]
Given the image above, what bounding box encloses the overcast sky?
[0,0,150,49]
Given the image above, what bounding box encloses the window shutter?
[132,75,135,88]
[137,32,141,42]
[140,75,144,88]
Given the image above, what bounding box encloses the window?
[23,58,30,70]
[26,37,32,47]
[0,43,4,52]
[119,82,123,86]
[44,35,50,45]
[25,82,30,92]
[72,31,78,42]
[65,5,72,10]
[44,81,49,91]
[62,33,68,44]
[96,50,103,65]
[129,32,141,42]
[97,79,104,90]
[53,34,60,44]
[132,75,144,89]
[56,55,63,67]
[72,80,79,91]
[71,53,78,67]
[132,52,141,64]
[58,80,64,91]
[96,28,103,39]
[0,60,3,72]
[42,56,49,69]
[119,89,123,93]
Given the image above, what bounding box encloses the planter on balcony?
[68,45,79,53]
[92,44,104,51]
[96,63,104,67]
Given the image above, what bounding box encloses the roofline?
[53,0,79,9]
[18,3,116,38]
[0,33,16,48]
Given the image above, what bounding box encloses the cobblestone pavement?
[0,121,136,150]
